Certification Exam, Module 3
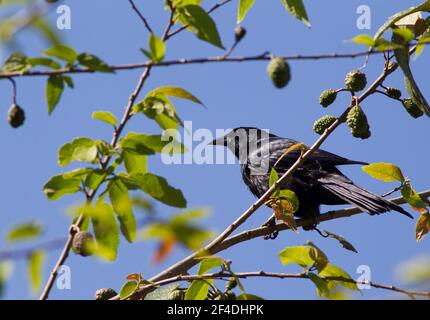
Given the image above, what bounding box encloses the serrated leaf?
[198,257,223,275]
[1,53,29,73]
[147,86,204,105]
[323,230,358,253]
[401,184,428,211]
[351,34,375,47]
[58,137,98,166]
[416,212,430,242]
[362,163,405,182]
[319,264,359,291]
[27,250,44,294]
[27,57,61,69]
[237,0,256,24]
[281,0,311,27]
[43,174,81,200]
[269,168,279,188]
[144,284,181,300]
[146,34,166,63]
[46,75,64,114]
[43,44,77,64]
[236,293,264,300]
[7,223,43,243]
[185,279,211,300]
[120,132,186,155]
[77,52,113,72]
[92,111,117,127]
[135,173,187,208]
[108,179,137,243]
[90,201,120,261]
[278,246,314,267]
[308,272,330,298]
[122,151,147,175]
[119,280,139,300]
[177,5,224,49]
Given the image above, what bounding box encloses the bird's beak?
[209,136,225,146]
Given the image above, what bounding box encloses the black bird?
[211,127,412,221]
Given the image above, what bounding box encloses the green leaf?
[237,0,256,24]
[145,34,166,63]
[374,1,430,41]
[120,132,186,155]
[84,169,106,191]
[237,293,264,300]
[392,28,415,43]
[281,0,311,27]
[362,163,405,182]
[43,174,82,200]
[122,151,147,175]
[278,246,314,267]
[27,250,44,293]
[177,5,224,49]
[147,86,204,106]
[136,173,187,208]
[43,44,78,64]
[108,178,137,242]
[62,75,74,89]
[277,189,300,214]
[1,53,29,73]
[0,261,14,297]
[198,257,223,275]
[92,111,117,127]
[90,201,120,261]
[58,137,98,166]
[7,223,43,243]
[77,52,113,72]
[323,230,358,253]
[307,241,329,271]
[308,272,330,298]
[46,75,64,114]
[319,264,359,291]
[269,168,279,188]
[144,284,181,300]
[27,57,61,69]
[351,34,375,47]
[119,280,139,300]
[185,279,211,300]
[401,184,428,210]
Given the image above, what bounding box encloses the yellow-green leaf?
[362,163,405,182]
[185,279,211,300]
[281,0,311,27]
[7,223,43,243]
[416,212,430,242]
[27,250,45,294]
[278,246,314,267]
[92,111,117,127]
[237,0,256,24]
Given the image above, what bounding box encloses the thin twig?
[127,270,430,300]
[0,238,66,261]
[0,49,396,79]
[128,0,154,34]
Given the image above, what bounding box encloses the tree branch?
[127,0,154,34]
[133,270,430,300]
[0,49,397,79]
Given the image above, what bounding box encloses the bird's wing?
[267,138,368,170]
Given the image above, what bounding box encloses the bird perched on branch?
[210,127,412,224]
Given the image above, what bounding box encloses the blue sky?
[0,0,429,299]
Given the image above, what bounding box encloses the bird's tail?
[319,175,413,219]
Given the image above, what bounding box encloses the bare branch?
[127,0,154,34]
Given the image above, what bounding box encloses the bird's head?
[210,127,272,160]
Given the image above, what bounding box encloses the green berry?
[313,115,337,135]
[319,89,337,107]
[72,231,95,257]
[267,58,291,89]
[347,105,371,139]
[386,87,402,100]
[235,26,247,42]
[226,278,238,290]
[402,98,424,118]
[95,288,117,300]
[344,70,367,92]
[7,104,25,128]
